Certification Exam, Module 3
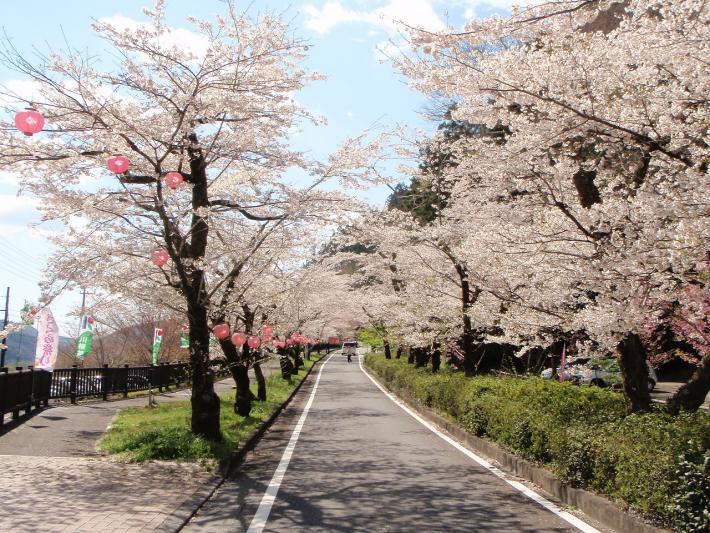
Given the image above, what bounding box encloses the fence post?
[0,367,8,428]
[27,365,34,414]
[123,364,129,398]
[102,364,109,401]
[69,364,78,405]
[12,367,22,419]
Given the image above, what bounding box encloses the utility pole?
[1,287,9,368]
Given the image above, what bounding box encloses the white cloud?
[0,194,38,215]
[98,14,210,60]
[462,0,539,19]
[303,0,445,35]
[0,79,45,109]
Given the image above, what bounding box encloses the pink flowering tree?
[0,2,382,437]
[386,0,708,412]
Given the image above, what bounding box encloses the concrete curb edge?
[156,354,327,533]
[364,365,668,533]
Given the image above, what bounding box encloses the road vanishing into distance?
[183,350,605,532]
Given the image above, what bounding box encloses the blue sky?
[0,0,518,334]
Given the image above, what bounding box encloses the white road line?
[246,352,337,533]
[358,354,600,533]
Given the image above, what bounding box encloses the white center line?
[246,352,337,533]
[358,354,600,533]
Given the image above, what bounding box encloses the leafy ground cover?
[100,357,319,464]
[365,353,709,532]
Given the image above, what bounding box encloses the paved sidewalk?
[0,358,283,532]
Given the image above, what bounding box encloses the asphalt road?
[184,351,602,532]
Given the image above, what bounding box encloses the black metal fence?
[0,366,51,428]
[0,362,228,429]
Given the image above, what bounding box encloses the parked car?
[579,358,658,391]
[541,357,658,391]
[341,341,358,356]
[539,357,589,384]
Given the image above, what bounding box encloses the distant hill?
[2,325,74,368]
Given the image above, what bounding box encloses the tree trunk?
[453,261,478,377]
[407,345,414,364]
[617,332,651,414]
[292,346,303,371]
[462,317,475,377]
[185,142,221,439]
[396,345,402,359]
[414,346,429,368]
[383,340,392,359]
[233,363,251,415]
[431,342,441,373]
[667,354,710,415]
[279,347,293,379]
[253,362,267,402]
[188,302,221,440]
[218,339,252,416]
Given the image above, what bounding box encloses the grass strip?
[100,357,320,464]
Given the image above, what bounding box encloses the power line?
[0,236,48,262]
[0,264,41,283]
[0,242,46,272]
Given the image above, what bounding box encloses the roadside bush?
[364,353,710,530]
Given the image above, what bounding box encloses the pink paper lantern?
[262,335,272,344]
[15,108,45,136]
[261,324,273,337]
[231,332,247,346]
[15,108,44,136]
[151,249,169,267]
[165,172,184,190]
[247,336,261,349]
[213,323,230,340]
[274,340,285,349]
[107,154,130,174]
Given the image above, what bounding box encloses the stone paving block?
[0,456,212,532]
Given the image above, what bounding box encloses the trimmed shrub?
[364,353,710,530]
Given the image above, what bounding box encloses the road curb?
[156,354,328,533]
[364,365,668,533]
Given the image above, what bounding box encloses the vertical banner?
[76,315,94,359]
[34,307,59,370]
[152,327,163,364]
[180,324,189,348]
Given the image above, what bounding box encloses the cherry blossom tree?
[0,2,382,438]
[387,0,708,412]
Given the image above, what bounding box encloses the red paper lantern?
[231,332,247,346]
[165,172,184,190]
[15,108,45,136]
[247,336,261,349]
[107,154,130,174]
[151,249,169,267]
[213,323,230,340]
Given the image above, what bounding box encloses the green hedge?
[365,354,710,532]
